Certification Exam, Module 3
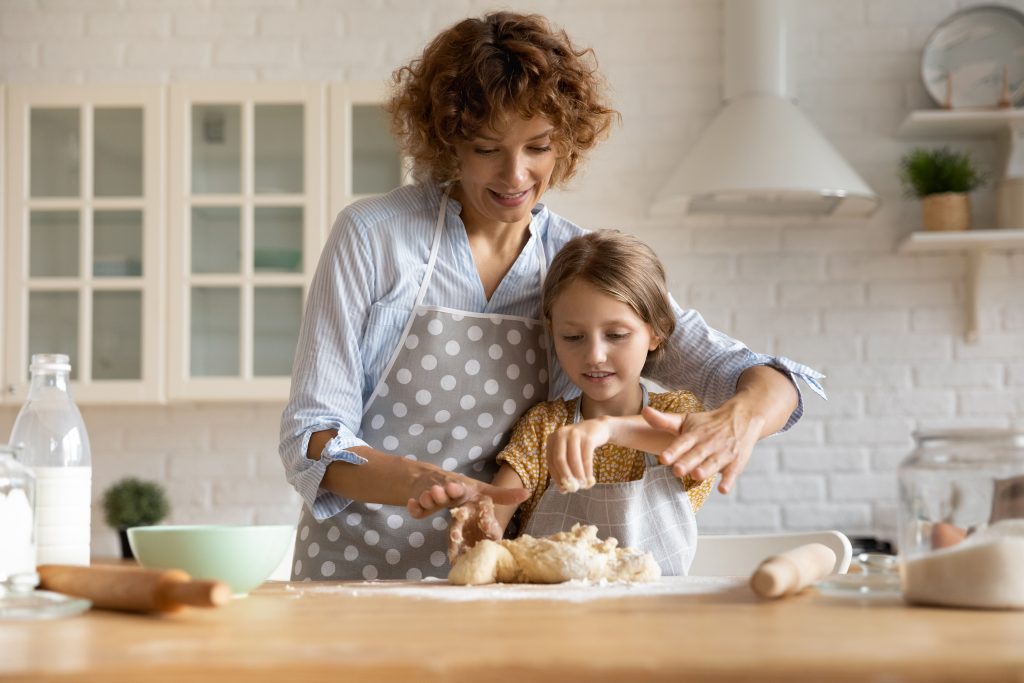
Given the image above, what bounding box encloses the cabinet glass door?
[169,84,323,400]
[329,84,406,226]
[4,87,164,403]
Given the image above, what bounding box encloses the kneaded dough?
[448,523,661,585]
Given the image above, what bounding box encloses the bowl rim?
[127,524,295,535]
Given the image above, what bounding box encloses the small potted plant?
[900,147,986,231]
[101,477,170,559]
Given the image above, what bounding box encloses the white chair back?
[688,530,852,576]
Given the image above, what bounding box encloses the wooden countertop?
[3,577,1024,682]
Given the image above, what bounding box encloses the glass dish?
[816,552,901,598]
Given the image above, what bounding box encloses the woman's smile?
[489,187,533,207]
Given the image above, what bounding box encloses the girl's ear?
[648,335,662,352]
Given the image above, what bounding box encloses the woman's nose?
[501,152,529,186]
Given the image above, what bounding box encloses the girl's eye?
[607,333,630,341]
[561,335,583,342]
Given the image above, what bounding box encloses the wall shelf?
[898,110,1024,344]
[898,109,1024,138]
[897,229,1024,343]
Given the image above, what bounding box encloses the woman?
[279,11,824,581]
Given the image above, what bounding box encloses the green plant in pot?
[900,147,986,231]
[102,478,170,559]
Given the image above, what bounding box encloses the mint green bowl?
[127,524,295,596]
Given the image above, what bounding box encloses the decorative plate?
[921,4,1024,109]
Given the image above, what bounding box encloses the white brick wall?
[2,0,1024,556]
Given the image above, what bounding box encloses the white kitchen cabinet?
[2,83,402,404]
[167,84,327,401]
[329,83,407,227]
[3,86,165,403]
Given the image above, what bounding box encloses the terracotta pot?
[921,192,970,231]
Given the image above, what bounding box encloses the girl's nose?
[585,339,606,365]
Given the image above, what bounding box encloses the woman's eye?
[474,148,498,156]
[530,145,552,153]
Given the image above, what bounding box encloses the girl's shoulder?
[649,390,703,414]
[518,397,576,427]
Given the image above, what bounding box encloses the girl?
[442,230,713,575]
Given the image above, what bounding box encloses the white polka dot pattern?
[293,305,544,581]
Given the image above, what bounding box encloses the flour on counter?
[283,575,742,602]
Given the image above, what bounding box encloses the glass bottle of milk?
[8,354,92,566]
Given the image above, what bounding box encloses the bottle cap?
[29,353,72,373]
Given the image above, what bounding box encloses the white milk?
[32,466,92,566]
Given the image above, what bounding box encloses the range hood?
[652,0,879,217]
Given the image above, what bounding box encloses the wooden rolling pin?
[749,543,837,599]
[37,564,232,613]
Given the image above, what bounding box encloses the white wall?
[2,0,1024,556]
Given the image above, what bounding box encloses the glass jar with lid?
[897,428,1024,609]
[0,444,35,582]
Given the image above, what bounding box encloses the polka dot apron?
[521,385,699,576]
[292,190,549,581]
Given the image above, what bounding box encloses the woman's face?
[452,115,558,232]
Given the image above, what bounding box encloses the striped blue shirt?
[279,183,826,521]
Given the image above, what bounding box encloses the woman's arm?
[278,210,377,521]
[643,365,797,494]
[307,429,529,510]
[641,298,822,495]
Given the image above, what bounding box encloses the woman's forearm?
[732,365,799,438]
[308,429,430,506]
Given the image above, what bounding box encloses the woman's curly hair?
[386,11,618,187]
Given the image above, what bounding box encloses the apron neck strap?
[413,187,450,311]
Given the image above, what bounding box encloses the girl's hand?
[641,403,764,495]
[448,497,502,562]
[544,418,612,493]
[406,466,529,519]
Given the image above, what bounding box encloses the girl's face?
[452,115,557,233]
[549,279,661,417]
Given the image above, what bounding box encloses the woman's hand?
[448,497,502,562]
[406,465,529,519]
[544,419,612,493]
[641,403,763,495]
[643,365,798,494]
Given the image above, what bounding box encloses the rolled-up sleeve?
[279,210,374,520]
[646,296,826,433]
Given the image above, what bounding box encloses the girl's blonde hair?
[542,230,675,364]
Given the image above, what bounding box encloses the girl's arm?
[545,415,673,492]
[447,464,526,560]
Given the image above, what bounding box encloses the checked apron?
[521,385,699,576]
[292,190,549,580]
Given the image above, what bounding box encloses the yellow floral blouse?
[497,390,714,529]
